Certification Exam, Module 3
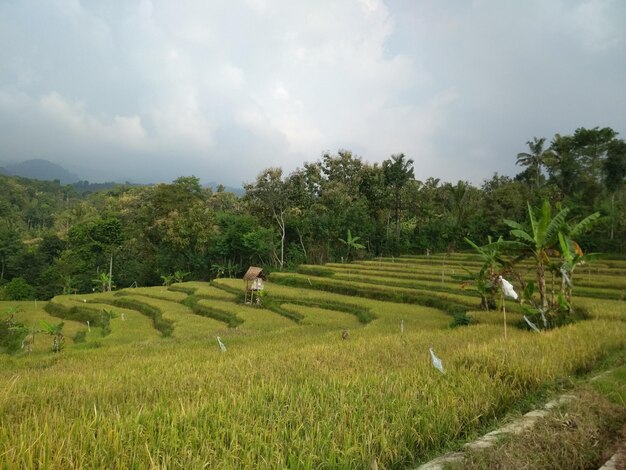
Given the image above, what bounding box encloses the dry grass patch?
[459,389,626,470]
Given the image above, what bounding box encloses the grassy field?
[1,254,625,468]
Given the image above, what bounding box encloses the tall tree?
[383,154,414,240]
[516,137,554,192]
[603,139,626,239]
[244,168,291,269]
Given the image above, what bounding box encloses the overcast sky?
[1,0,625,186]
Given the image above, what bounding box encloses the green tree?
[244,168,291,269]
[516,137,554,192]
[2,277,35,300]
[603,139,626,240]
[383,154,414,240]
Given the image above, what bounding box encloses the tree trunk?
[537,261,547,310]
[108,253,113,292]
[395,191,401,240]
[273,208,285,270]
[296,228,308,263]
[610,192,615,240]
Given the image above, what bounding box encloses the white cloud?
[0,0,624,185]
[39,92,147,148]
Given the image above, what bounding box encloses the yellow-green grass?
[1,300,85,352]
[117,286,188,302]
[1,318,624,468]
[269,272,517,316]
[575,297,626,322]
[214,278,459,332]
[466,310,525,327]
[196,299,295,336]
[182,281,240,300]
[117,293,226,340]
[319,262,626,293]
[312,261,626,302]
[2,255,626,468]
[278,303,363,330]
[68,298,161,345]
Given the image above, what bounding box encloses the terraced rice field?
[1,253,625,468]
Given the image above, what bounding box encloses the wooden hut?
[243,266,265,304]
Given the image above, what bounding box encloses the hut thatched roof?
[243,266,264,281]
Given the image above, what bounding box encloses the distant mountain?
[3,159,80,184]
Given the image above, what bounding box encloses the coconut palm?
[516,137,556,191]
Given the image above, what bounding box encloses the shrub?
[73,329,87,343]
[3,277,35,301]
[0,312,27,353]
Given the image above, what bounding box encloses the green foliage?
[72,329,87,343]
[296,265,336,278]
[44,301,103,325]
[0,307,28,353]
[173,270,190,283]
[39,319,65,352]
[100,309,116,337]
[2,277,35,300]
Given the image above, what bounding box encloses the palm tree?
[516,137,555,192]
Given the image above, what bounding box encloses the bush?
[3,277,36,300]
[73,330,87,343]
[44,302,104,325]
[0,313,27,353]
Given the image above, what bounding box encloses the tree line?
[0,126,624,300]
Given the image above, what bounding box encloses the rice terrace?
[2,251,626,468]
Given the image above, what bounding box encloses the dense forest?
[0,126,625,300]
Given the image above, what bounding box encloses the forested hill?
[0,126,624,300]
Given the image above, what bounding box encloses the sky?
[1,0,625,187]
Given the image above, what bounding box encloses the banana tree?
[173,270,190,283]
[503,200,569,310]
[39,320,65,353]
[557,211,601,306]
[92,272,114,293]
[338,229,365,262]
[459,236,509,310]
